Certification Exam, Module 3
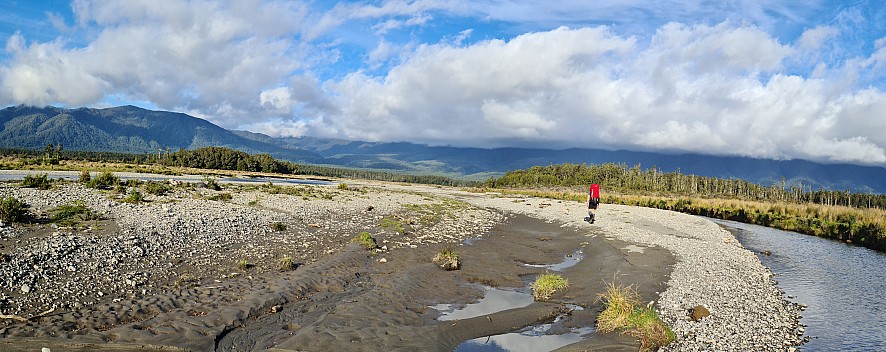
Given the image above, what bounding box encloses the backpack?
[589,184,600,199]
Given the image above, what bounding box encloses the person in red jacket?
[586,184,600,223]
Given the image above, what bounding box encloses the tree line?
[0,146,472,187]
[483,162,886,210]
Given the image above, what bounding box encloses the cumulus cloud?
[317,23,886,166]
[1,1,885,167]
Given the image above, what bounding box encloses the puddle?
[433,286,534,321]
[622,245,645,253]
[523,249,583,271]
[455,309,594,352]
[463,236,484,246]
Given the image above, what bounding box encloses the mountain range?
[2,105,886,193]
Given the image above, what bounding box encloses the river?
[712,219,886,351]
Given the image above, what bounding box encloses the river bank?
[0,177,802,350]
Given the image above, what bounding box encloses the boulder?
[690,305,710,321]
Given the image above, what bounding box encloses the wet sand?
[1,214,674,351]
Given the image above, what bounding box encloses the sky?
[0,1,885,167]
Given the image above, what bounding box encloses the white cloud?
[798,26,838,50]
[316,23,886,166]
[259,87,293,114]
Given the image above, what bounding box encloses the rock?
[20,285,31,294]
[690,305,710,321]
[42,348,51,352]
[378,257,387,263]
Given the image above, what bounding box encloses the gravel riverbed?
[0,177,802,351]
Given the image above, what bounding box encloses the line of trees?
[0,146,472,187]
[483,163,886,210]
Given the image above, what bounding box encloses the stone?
[690,305,710,321]
[378,257,387,263]
[20,285,31,294]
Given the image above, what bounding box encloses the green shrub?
[238,259,251,270]
[531,272,569,301]
[270,222,287,231]
[0,197,29,224]
[79,170,91,183]
[352,231,378,250]
[203,178,222,191]
[123,190,144,203]
[207,192,232,201]
[86,171,119,189]
[144,181,171,196]
[50,200,102,226]
[21,173,52,190]
[338,182,348,190]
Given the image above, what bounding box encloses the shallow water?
[433,286,534,321]
[712,219,886,351]
[522,249,583,271]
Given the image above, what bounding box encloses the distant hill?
[234,134,886,194]
[0,105,323,163]
[2,105,885,193]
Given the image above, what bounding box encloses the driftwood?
[0,307,54,323]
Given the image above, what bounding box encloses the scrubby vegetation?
[353,231,378,250]
[85,171,120,189]
[50,200,102,226]
[123,190,145,203]
[432,246,460,271]
[206,192,232,201]
[597,281,674,351]
[531,272,569,301]
[0,197,29,224]
[20,173,53,190]
[143,181,171,196]
[278,256,296,271]
[270,222,287,231]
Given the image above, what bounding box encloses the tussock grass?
[597,281,674,351]
[531,272,569,301]
[432,245,460,271]
[278,256,296,271]
[270,222,287,231]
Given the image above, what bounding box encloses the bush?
[270,222,287,231]
[238,259,251,270]
[144,181,171,196]
[86,171,119,189]
[0,197,29,224]
[203,178,222,191]
[531,272,569,301]
[21,173,52,190]
[50,200,102,226]
[207,192,232,201]
[432,246,460,271]
[338,182,348,190]
[352,231,378,250]
[79,170,91,183]
[123,190,144,203]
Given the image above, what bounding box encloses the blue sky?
[0,1,885,167]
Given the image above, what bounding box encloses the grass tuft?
[597,281,674,351]
[432,245,460,270]
[123,190,145,203]
[278,256,296,271]
[270,222,287,231]
[531,272,569,301]
[50,200,102,226]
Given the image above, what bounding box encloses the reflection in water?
[712,219,886,351]
[522,250,584,271]
[433,287,534,321]
[455,309,594,352]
